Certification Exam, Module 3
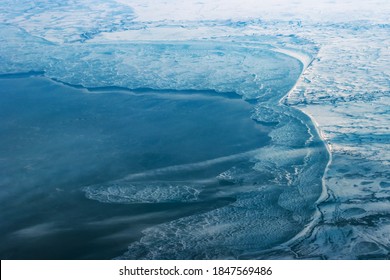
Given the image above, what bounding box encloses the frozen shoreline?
[279,48,333,250]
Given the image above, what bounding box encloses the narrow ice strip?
[272,48,313,70]
[83,182,204,204]
[119,148,263,181]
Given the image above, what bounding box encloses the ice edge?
[252,46,332,258]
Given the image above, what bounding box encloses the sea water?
[0,42,328,259]
[0,76,268,259]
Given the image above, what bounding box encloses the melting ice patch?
[83,182,204,204]
[119,191,301,259]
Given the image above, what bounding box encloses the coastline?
[271,46,333,255]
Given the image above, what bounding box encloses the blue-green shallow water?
[0,76,271,259]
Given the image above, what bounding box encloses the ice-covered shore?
[279,22,390,260]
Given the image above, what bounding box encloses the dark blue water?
[0,76,271,259]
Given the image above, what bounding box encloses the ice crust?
[0,25,303,100]
[1,0,389,259]
[0,0,135,43]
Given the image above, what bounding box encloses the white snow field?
[0,0,389,259]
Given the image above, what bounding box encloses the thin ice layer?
[83,182,204,204]
[0,23,303,100]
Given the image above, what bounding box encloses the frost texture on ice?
[277,19,390,261]
[0,0,135,43]
[0,25,304,100]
